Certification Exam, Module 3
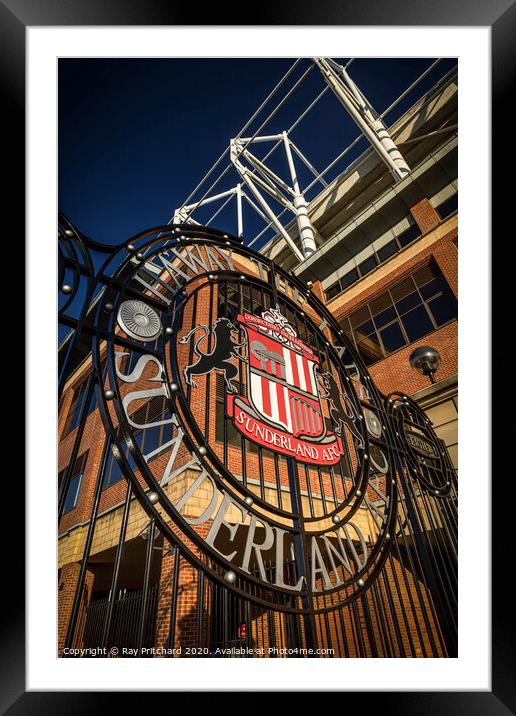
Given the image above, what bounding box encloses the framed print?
[3,0,510,709]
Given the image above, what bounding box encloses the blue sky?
[58,57,457,247]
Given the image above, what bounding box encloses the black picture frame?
[5,0,510,710]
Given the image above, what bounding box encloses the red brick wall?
[410,198,441,234]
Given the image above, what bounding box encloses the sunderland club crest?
[181,307,346,466]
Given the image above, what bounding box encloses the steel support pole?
[314,58,410,182]
[235,165,305,262]
[282,132,317,258]
[236,183,243,239]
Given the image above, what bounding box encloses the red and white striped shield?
[242,315,326,441]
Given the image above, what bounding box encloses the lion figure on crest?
[179,317,246,393]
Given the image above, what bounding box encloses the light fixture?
[409,346,441,384]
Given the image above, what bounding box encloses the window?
[397,222,421,248]
[357,255,378,277]
[377,240,398,263]
[326,282,341,300]
[103,440,124,488]
[324,215,422,301]
[435,193,458,221]
[63,378,94,436]
[59,452,88,513]
[339,261,457,365]
[103,395,170,489]
[340,268,359,290]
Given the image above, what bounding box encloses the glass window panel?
[240,284,251,311]
[397,222,421,247]
[435,193,458,220]
[340,268,359,290]
[66,381,88,434]
[413,263,439,288]
[379,322,406,353]
[369,293,392,316]
[226,286,238,302]
[340,318,352,337]
[141,425,163,459]
[373,306,397,328]
[427,292,457,326]
[325,282,341,300]
[419,275,449,300]
[358,255,378,276]
[353,319,375,340]
[350,306,370,329]
[355,339,383,366]
[390,277,415,302]
[401,305,435,342]
[395,291,420,315]
[63,473,82,513]
[106,451,123,487]
[377,240,398,263]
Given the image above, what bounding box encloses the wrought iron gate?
[58,215,457,658]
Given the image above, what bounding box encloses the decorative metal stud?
[224,570,237,584]
[165,327,174,336]
[117,300,162,342]
[174,227,181,233]
[104,302,114,312]
[239,275,245,280]
[61,284,72,294]
[332,515,340,524]
[136,252,144,261]
[170,383,179,393]
[147,491,159,505]
[223,234,229,239]
[356,490,362,497]
[127,243,136,251]
[198,446,207,456]
[208,274,214,281]
[357,578,365,588]
[385,533,391,540]
[64,229,73,237]
[226,241,231,246]
[244,496,254,507]
[104,389,115,401]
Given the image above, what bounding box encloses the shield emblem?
[242,319,326,441]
